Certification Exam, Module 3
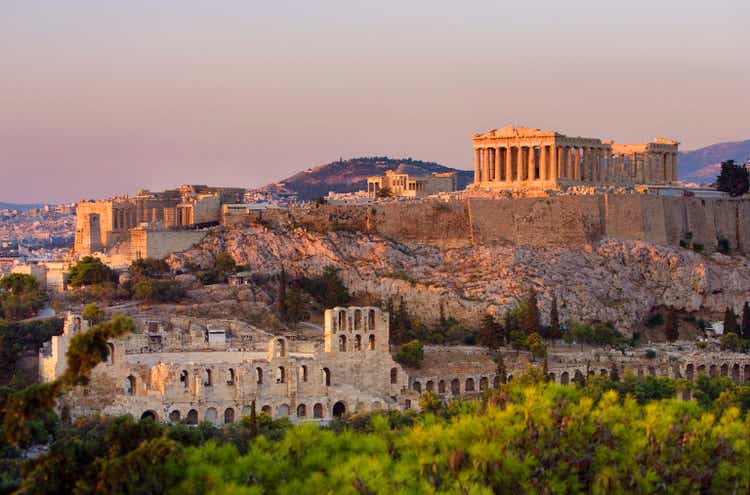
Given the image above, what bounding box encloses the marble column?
[672,153,678,182]
[528,147,536,181]
[505,147,512,182]
[495,147,502,182]
[474,148,480,183]
[540,146,548,181]
[550,145,558,182]
[572,147,580,182]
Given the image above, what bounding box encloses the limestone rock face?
[169,224,750,335]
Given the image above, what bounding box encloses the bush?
[395,340,424,368]
[720,332,740,351]
[646,313,664,327]
[129,258,170,279]
[68,256,116,287]
[692,243,704,253]
[0,273,46,321]
[132,279,185,303]
[81,303,105,324]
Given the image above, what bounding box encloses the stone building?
[367,171,457,199]
[471,126,679,191]
[74,185,243,256]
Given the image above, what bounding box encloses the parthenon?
[471,126,679,190]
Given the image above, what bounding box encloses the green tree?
[741,301,750,340]
[277,266,288,321]
[527,332,546,361]
[723,306,739,335]
[68,256,115,287]
[548,293,561,340]
[395,340,424,368]
[478,314,504,350]
[284,287,307,324]
[128,257,170,280]
[716,159,749,197]
[301,265,351,309]
[664,308,679,342]
[521,288,540,335]
[0,273,45,321]
[81,303,106,324]
[214,252,237,277]
[132,279,185,303]
[720,331,740,351]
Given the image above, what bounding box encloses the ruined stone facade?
[367,170,457,198]
[471,126,679,190]
[74,185,243,256]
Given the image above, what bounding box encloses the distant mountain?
[679,139,750,184]
[0,202,44,211]
[274,157,473,200]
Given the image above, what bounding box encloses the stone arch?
[372,401,382,410]
[180,370,189,388]
[125,375,136,396]
[226,368,235,385]
[647,366,656,377]
[261,405,272,415]
[686,364,694,380]
[731,363,740,381]
[368,334,375,350]
[390,367,398,384]
[405,399,412,409]
[224,408,235,424]
[413,381,422,392]
[561,371,570,385]
[354,309,362,331]
[277,366,286,383]
[451,378,460,395]
[697,364,706,375]
[720,363,728,377]
[313,403,324,418]
[301,365,308,382]
[426,380,435,392]
[438,380,446,393]
[465,378,475,392]
[479,376,488,391]
[205,407,218,424]
[573,370,585,385]
[186,409,198,425]
[338,310,346,332]
[547,373,555,383]
[338,335,347,352]
[588,370,596,377]
[332,401,346,418]
[276,338,286,357]
[368,309,376,330]
[256,367,263,384]
[709,364,718,377]
[354,334,362,351]
[141,410,158,421]
[106,343,115,365]
[323,367,331,386]
[277,404,290,417]
[297,404,307,417]
[600,369,608,376]
[169,410,181,423]
[203,369,212,386]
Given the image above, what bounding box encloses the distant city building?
[367,170,457,199]
[471,125,679,191]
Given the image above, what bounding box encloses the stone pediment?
[472,125,560,140]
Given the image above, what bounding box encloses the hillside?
[679,139,750,183]
[274,157,473,199]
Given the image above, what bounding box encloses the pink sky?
[1,1,749,203]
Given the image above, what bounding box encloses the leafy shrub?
[395,340,424,368]
[301,266,350,308]
[132,279,186,303]
[67,256,116,287]
[692,243,704,253]
[0,273,46,321]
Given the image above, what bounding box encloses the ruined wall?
[129,229,208,260]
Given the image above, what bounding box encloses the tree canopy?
[0,273,45,321]
[715,159,749,197]
[67,256,116,288]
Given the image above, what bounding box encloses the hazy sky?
[2,1,749,203]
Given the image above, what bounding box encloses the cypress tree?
[723,307,739,335]
[549,293,561,340]
[741,301,750,340]
[522,288,540,335]
[664,308,679,342]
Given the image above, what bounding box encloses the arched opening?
[106,343,115,365]
[697,364,706,375]
[169,410,181,423]
[332,401,346,418]
[368,309,376,330]
[573,370,585,385]
[720,364,728,377]
[368,334,375,350]
[731,364,740,381]
[465,378,475,392]
[224,408,235,424]
[547,373,555,382]
[277,366,286,383]
[588,370,596,377]
[354,335,362,351]
[561,371,570,385]
[438,380,446,393]
[141,410,157,421]
[451,378,460,395]
[186,409,198,425]
[277,404,289,417]
[297,404,307,417]
[338,335,347,352]
[301,365,308,382]
[413,381,421,392]
[313,403,324,418]
[600,369,608,376]
[390,367,398,384]
[205,407,218,424]
[203,369,212,386]
[709,364,718,377]
[256,367,263,384]
[686,364,694,380]
[354,309,362,331]
[323,367,331,386]
[338,310,346,332]
[404,399,412,409]
[226,368,235,385]
[261,405,272,416]
[180,370,189,388]
[426,380,434,392]
[276,338,286,357]
[479,377,488,391]
[372,401,382,410]
[647,367,656,377]
[125,375,136,396]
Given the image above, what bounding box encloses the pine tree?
[277,266,287,321]
[664,308,679,342]
[548,293,561,340]
[741,301,750,340]
[723,307,739,335]
[479,314,502,350]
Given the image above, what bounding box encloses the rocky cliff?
[169,222,750,335]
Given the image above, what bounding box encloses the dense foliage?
[6,371,749,494]
[395,339,424,368]
[0,318,63,385]
[0,274,46,321]
[716,159,749,197]
[67,257,116,288]
[132,279,186,303]
[300,266,351,309]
